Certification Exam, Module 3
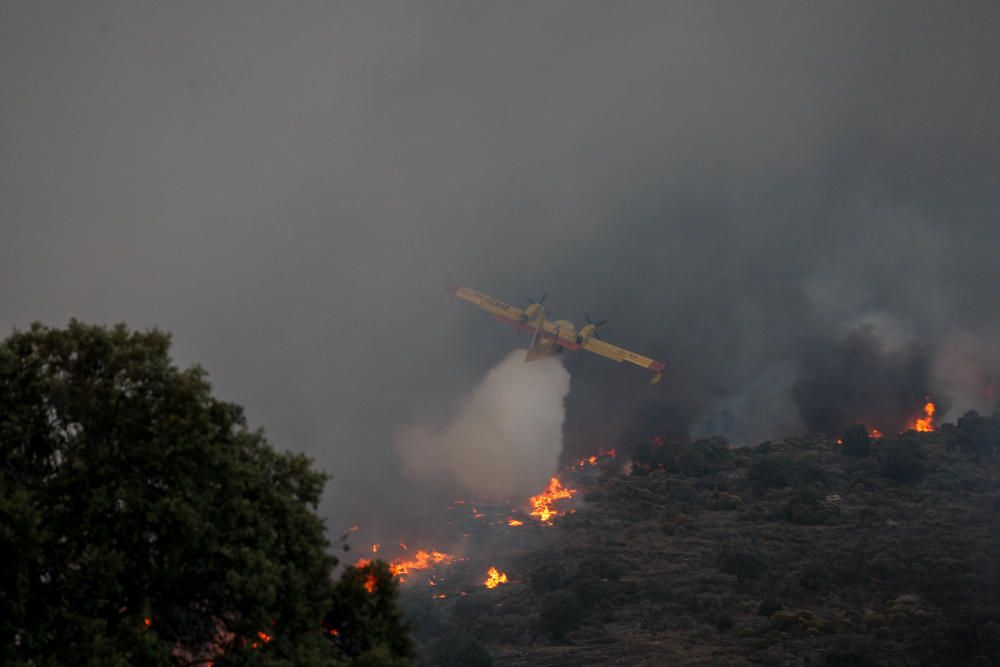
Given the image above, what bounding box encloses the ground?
[400,428,1000,667]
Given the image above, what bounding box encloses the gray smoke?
[1,2,999,532]
[396,349,570,501]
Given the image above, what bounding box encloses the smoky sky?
[2,2,999,535]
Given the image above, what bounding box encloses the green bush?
[539,591,584,639]
[881,439,926,484]
[757,599,783,617]
[530,561,567,594]
[840,424,872,458]
[716,540,767,584]
[945,410,1000,459]
[783,488,838,525]
[580,556,624,582]
[824,634,877,666]
[571,578,614,609]
[748,455,793,488]
[432,630,493,667]
[632,437,731,477]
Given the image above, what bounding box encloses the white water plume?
[395,349,570,501]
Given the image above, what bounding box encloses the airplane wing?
[581,337,668,384]
[445,279,526,325]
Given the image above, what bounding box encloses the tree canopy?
[0,321,411,666]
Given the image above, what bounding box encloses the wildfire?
[529,477,577,523]
[484,566,508,589]
[389,550,456,582]
[912,400,936,432]
[507,518,524,527]
[363,571,377,593]
[573,448,617,469]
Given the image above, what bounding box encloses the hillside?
[402,417,1000,666]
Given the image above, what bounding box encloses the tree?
[0,321,411,666]
[324,560,414,663]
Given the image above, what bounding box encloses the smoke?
[792,313,932,435]
[395,349,570,501]
[930,329,1000,421]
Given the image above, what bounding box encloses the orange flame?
[363,571,377,593]
[529,477,577,523]
[912,400,936,432]
[257,631,272,644]
[507,518,524,526]
[573,448,617,469]
[484,566,508,589]
[389,550,456,582]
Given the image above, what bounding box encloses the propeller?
[519,293,548,335]
[585,312,608,339]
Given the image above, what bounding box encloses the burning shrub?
[840,423,872,458]
[538,590,584,640]
[325,560,414,663]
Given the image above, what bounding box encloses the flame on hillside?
[912,400,936,432]
[389,550,457,582]
[572,448,617,470]
[484,566,508,589]
[529,477,577,523]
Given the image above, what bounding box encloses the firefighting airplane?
[446,279,668,384]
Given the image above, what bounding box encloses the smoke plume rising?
[395,349,570,501]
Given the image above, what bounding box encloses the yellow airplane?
[446,279,667,384]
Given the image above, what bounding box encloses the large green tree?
[0,321,411,666]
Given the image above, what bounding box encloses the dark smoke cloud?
[2,2,999,537]
[792,317,932,435]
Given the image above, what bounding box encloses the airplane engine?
[552,320,575,342]
[523,303,543,322]
[576,323,597,344]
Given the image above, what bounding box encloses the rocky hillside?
[403,414,1000,666]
